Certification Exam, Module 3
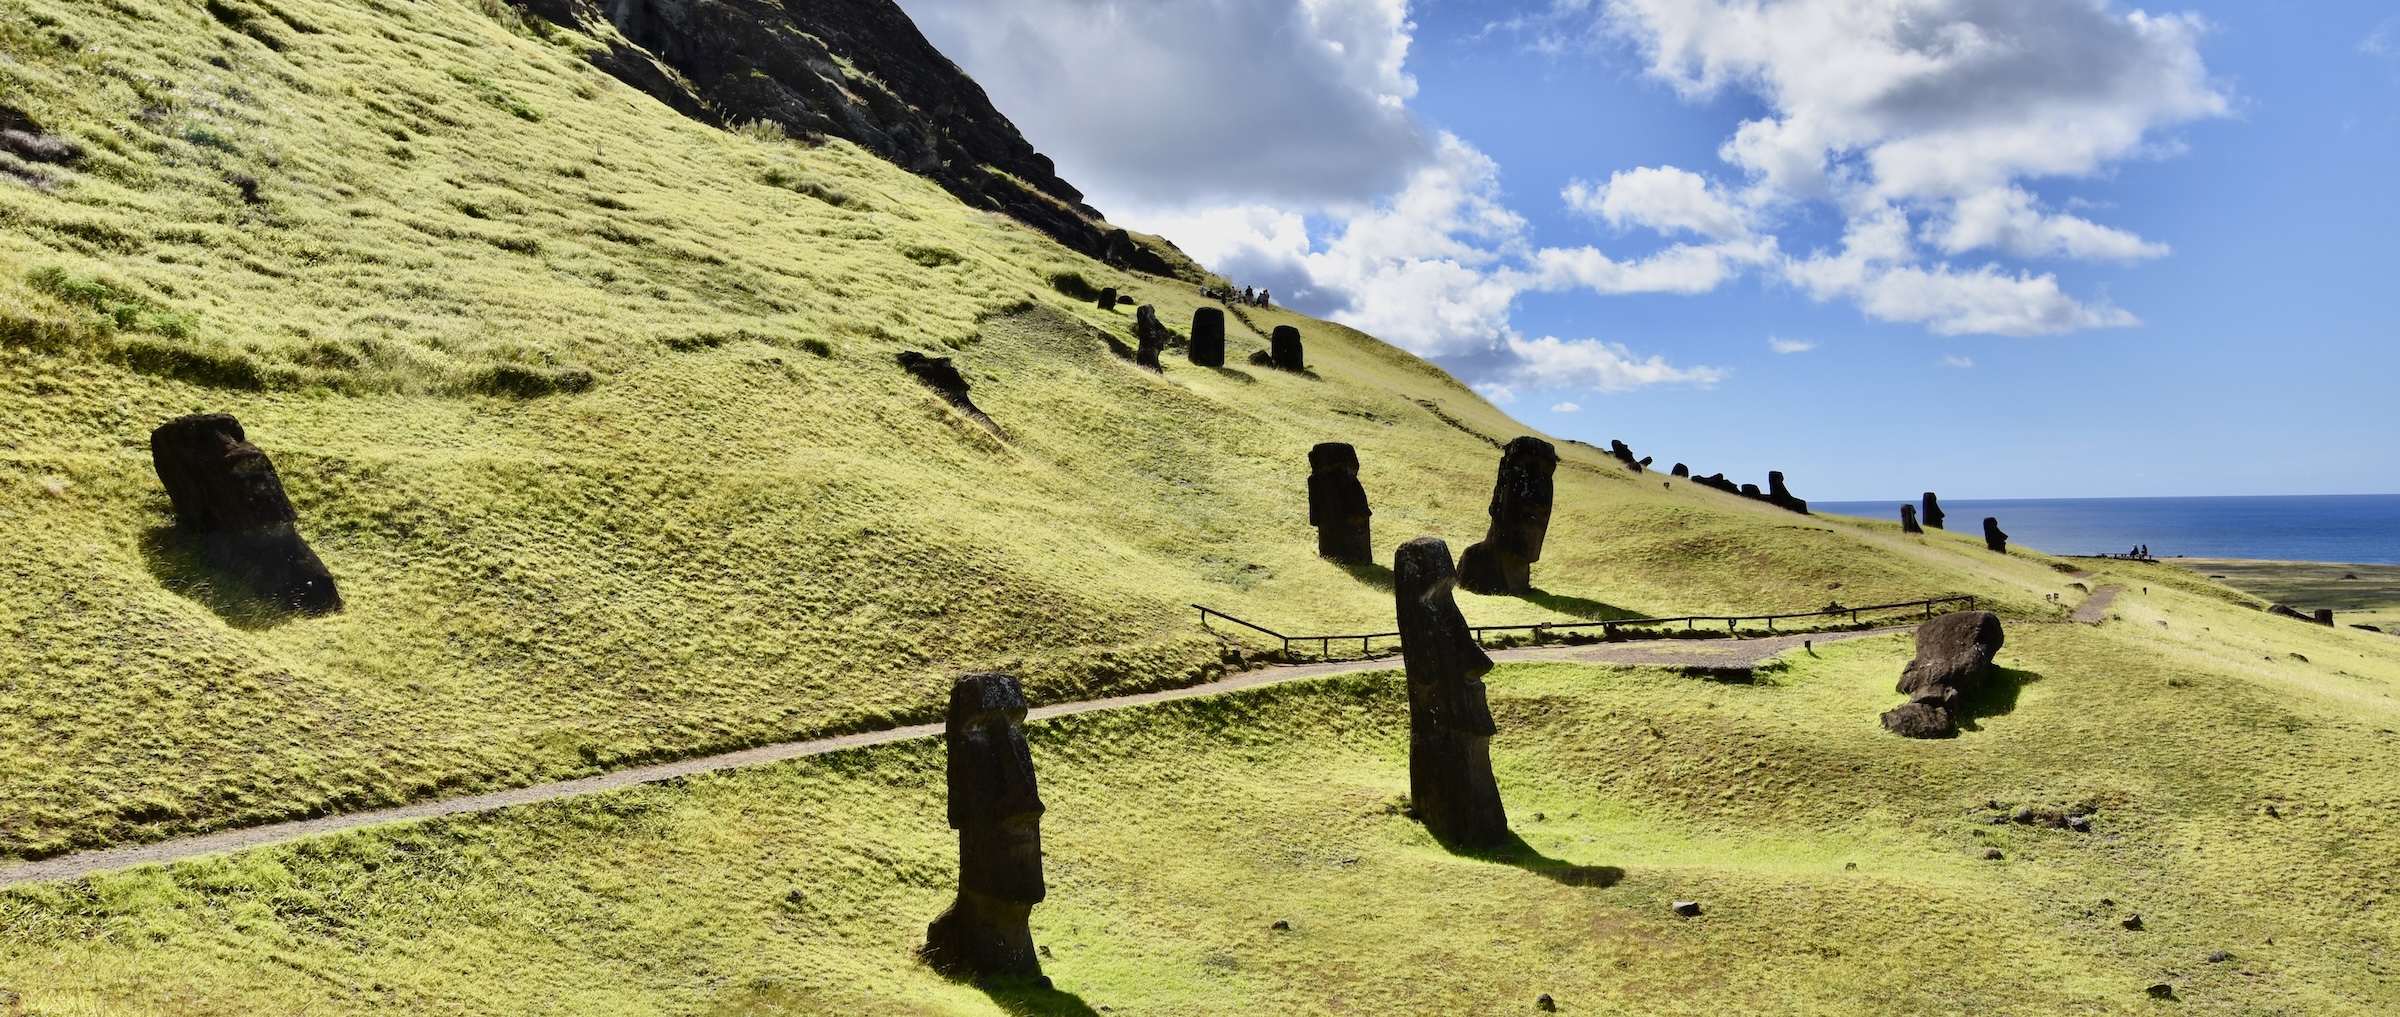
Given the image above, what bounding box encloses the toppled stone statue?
[1984,517,2008,553]
[150,414,343,614]
[1395,537,1509,847]
[1740,483,1763,498]
[1307,442,1373,564]
[1270,325,1304,371]
[1922,492,1947,530]
[1096,287,1117,310]
[1189,307,1226,367]
[2267,604,2309,621]
[1693,472,1741,495]
[1608,440,1641,471]
[1901,503,1924,534]
[1881,610,2005,738]
[1103,228,1140,268]
[899,351,1004,437]
[923,671,1049,980]
[1766,471,1809,514]
[1457,437,1558,596]
[1671,463,1690,478]
[1134,304,1167,370]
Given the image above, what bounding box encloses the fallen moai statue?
[1882,610,2005,738]
[1608,440,1642,472]
[898,351,1004,436]
[922,672,1049,981]
[1922,492,1947,530]
[1671,463,1690,478]
[1765,471,1809,514]
[1901,504,1924,534]
[1270,325,1305,371]
[1134,304,1166,370]
[1307,442,1374,564]
[1692,472,1741,495]
[1984,517,2009,553]
[1457,436,1557,596]
[1395,536,1510,847]
[150,414,342,614]
[1189,307,1226,367]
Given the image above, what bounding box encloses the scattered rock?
[1307,442,1374,565]
[1537,993,1557,1012]
[1671,901,1702,917]
[1270,920,1290,931]
[2206,950,2231,963]
[1922,492,1947,530]
[1189,307,1226,367]
[149,414,342,614]
[2146,983,2174,1000]
[2123,914,2145,931]
[1983,517,2008,553]
[1097,286,1117,310]
[922,672,1050,980]
[1765,470,1809,514]
[1883,611,2004,738]
[2354,624,2384,633]
[1248,349,1275,368]
[1880,701,1954,739]
[2067,815,2093,832]
[228,173,263,204]
[1395,537,1510,848]
[2343,573,2360,580]
[1901,503,1923,534]
[1457,437,1558,596]
[1983,848,2004,860]
[2013,806,2036,824]
[1133,304,1166,370]
[2264,804,2280,817]
[1269,325,1305,371]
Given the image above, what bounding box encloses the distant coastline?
[1814,494,2400,566]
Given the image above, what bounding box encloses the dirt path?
[2073,585,2125,624]
[0,627,1904,889]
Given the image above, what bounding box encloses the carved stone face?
[1394,537,1497,736]
[1485,437,1557,562]
[947,672,1046,904]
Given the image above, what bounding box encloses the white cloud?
[1563,166,1753,240]
[1768,336,1815,353]
[1496,334,1728,392]
[1943,355,1976,368]
[1551,401,1583,412]
[2367,20,2399,61]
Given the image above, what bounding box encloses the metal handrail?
[1195,594,1977,662]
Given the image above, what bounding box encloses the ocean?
[1811,494,2400,565]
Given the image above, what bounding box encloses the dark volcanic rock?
[1457,437,1558,596]
[1883,610,2004,738]
[1307,443,1373,564]
[922,672,1048,980]
[1395,537,1509,848]
[1922,492,1946,530]
[1189,307,1226,367]
[1693,472,1740,495]
[1740,483,1763,499]
[1133,305,1166,370]
[1983,517,2008,553]
[2313,608,2336,626]
[1901,504,1924,534]
[1248,348,1275,368]
[518,0,1183,277]
[1671,463,1690,478]
[1881,701,1955,738]
[2267,603,2308,620]
[1608,440,1641,471]
[0,104,82,166]
[150,414,341,614]
[1765,471,1809,514]
[1097,287,1117,310]
[1270,325,1305,371]
[898,351,1004,436]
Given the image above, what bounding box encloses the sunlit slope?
[0,0,2078,860]
[7,579,2399,1016]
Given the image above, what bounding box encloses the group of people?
[1200,283,1272,308]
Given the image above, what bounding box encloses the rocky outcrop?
[1269,325,1304,372]
[1307,443,1373,565]
[922,672,1048,980]
[1457,437,1557,596]
[511,0,1185,277]
[1189,307,1225,367]
[1395,537,1509,847]
[1922,492,1947,530]
[1984,517,2008,554]
[1901,504,1923,534]
[150,414,342,614]
[1882,611,2005,738]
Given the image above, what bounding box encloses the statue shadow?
[977,977,1102,1017]
[1956,666,2040,732]
[1336,560,1394,591]
[136,525,300,631]
[1207,366,1256,383]
[1518,587,1639,622]
[1441,831,1626,888]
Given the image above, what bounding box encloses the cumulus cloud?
[1943,355,1976,368]
[1551,401,1583,412]
[1768,336,1814,353]
[1564,166,1753,240]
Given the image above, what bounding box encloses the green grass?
[2169,558,2400,631]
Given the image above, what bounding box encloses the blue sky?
[900,0,2399,500]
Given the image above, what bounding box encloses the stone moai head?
[1097,286,1117,310]
[1134,304,1165,369]
[1901,503,1923,534]
[1922,492,1946,529]
[150,414,342,614]
[1394,537,1508,846]
[1484,436,1557,561]
[1672,463,1690,478]
[1983,517,2008,553]
[945,671,1046,904]
[1189,307,1226,367]
[1768,471,1790,498]
[1270,325,1304,371]
[1308,442,1373,564]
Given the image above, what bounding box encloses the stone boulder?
[1395,537,1509,847]
[922,671,1049,980]
[1270,325,1304,371]
[1308,443,1373,564]
[1922,492,1946,530]
[1882,610,2005,738]
[1457,437,1558,596]
[1901,504,1924,534]
[1984,517,2008,554]
[1188,307,1226,367]
[1133,304,1166,370]
[150,414,342,614]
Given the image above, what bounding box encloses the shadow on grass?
[1207,365,1257,384]
[1441,831,1626,888]
[1957,666,2040,732]
[1336,560,1394,592]
[978,976,1102,1017]
[1519,587,1638,621]
[137,525,299,631]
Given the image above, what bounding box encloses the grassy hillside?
[0,0,2074,863]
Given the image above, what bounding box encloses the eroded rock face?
[1766,471,1809,514]
[1923,492,1947,530]
[1882,610,2005,738]
[1189,307,1225,367]
[1395,537,1509,847]
[1270,325,1304,372]
[1457,437,1557,596]
[1134,305,1166,370]
[1308,443,1373,564]
[1984,517,2009,554]
[923,672,1047,979]
[150,414,342,614]
[1902,504,1924,534]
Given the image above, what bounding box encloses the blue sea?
[1812,494,2400,565]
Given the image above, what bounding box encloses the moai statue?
[1189,307,1226,367]
[1983,517,2009,553]
[1270,325,1304,371]
[1096,287,1117,310]
[1134,304,1166,370]
[1671,463,1690,478]
[1901,503,1924,534]
[922,672,1048,981]
[1394,537,1509,847]
[1608,440,1640,471]
[1922,492,1947,530]
[1456,436,1558,596]
[1307,442,1373,564]
[150,414,342,613]
[1766,471,1809,514]
[2313,609,2336,626]
[1881,610,2005,738]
